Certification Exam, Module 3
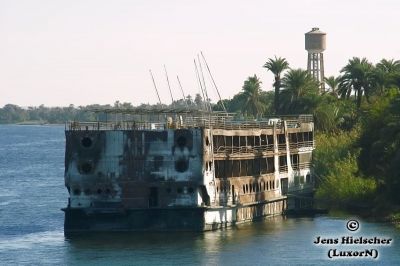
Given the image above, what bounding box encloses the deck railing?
[213,144,275,155]
[65,114,314,131]
[279,162,311,173]
[213,141,314,156]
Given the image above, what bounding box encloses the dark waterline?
[0,125,399,265]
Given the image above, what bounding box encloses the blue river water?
[0,124,399,265]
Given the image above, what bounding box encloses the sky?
[1,0,399,107]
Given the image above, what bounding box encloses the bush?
[315,152,377,208]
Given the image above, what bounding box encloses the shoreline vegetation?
[2,56,400,225]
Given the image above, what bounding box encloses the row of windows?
[70,187,196,196]
[215,158,275,178]
[71,187,113,196]
[279,154,302,167]
[212,132,313,148]
[242,180,277,194]
[215,180,277,195]
[213,135,274,149]
[289,132,314,143]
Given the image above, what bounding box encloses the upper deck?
[65,107,314,132]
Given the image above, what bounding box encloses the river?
[0,124,399,265]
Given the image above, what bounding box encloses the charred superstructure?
[63,108,315,232]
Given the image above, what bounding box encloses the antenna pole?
[197,54,211,112]
[194,59,208,111]
[164,65,175,105]
[201,51,227,112]
[149,69,162,104]
[177,76,189,108]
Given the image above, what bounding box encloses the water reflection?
[64,216,320,265]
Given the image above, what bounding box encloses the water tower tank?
[305,27,326,53]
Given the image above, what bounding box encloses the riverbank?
[319,203,400,228]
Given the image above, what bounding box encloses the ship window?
[233,136,239,147]
[247,160,253,176]
[79,162,93,174]
[261,134,267,145]
[73,188,81,195]
[239,136,246,147]
[255,136,260,146]
[243,185,245,194]
[232,161,240,177]
[263,181,265,191]
[97,189,102,194]
[81,137,92,148]
[278,134,286,144]
[254,159,260,175]
[306,174,311,183]
[246,184,248,193]
[84,188,91,195]
[226,136,233,147]
[240,160,246,176]
[106,188,111,194]
[267,157,275,173]
[247,136,254,147]
[176,136,187,148]
[267,135,273,145]
[175,159,189,172]
[177,188,183,194]
[188,187,194,193]
[260,158,267,174]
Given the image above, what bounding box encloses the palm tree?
[324,76,340,97]
[263,56,289,114]
[376,58,400,73]
[280,69,319,113]
[339,57,373,108]
[239,75,265,118]
[373,59,400,93]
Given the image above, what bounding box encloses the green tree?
[238,75,265,118]
[280,69,319,113]
[358,89,400,203]
[372,59,400,93]
[339,57,374,108]
[263,56,289,114]
[324,76,340,97]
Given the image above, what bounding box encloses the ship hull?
[63,197,300,234]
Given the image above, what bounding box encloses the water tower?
[305,27,326,92]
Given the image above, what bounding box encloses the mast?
[177,75,189,108]
[197,54,211,112]
[201,51,227,112]
[164,65,175,105]
[194,59,208,111]
[149,69,162,104]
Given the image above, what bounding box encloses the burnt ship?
[63,108,315,233]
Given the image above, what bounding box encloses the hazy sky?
[1,0,399,107]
